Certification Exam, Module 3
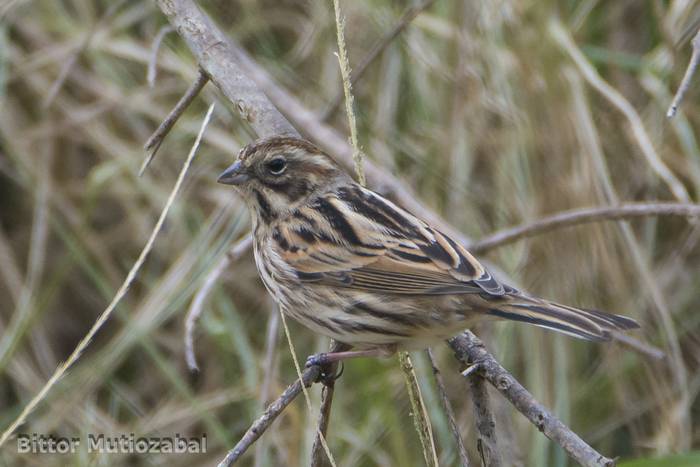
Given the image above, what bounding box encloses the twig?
[469,202,700,255]
[609,330,665,362]
[218,364,322,467]
[550,18,690,203]
[148,25,175,87]
[155,0,299,138]
[310,340,350,467]
[332,0,366,186]
[461,362,502,466]
[426,349,471,467]
[449,332,615,467]
[141,69,210,175]
[185,234,253,371]
[277,310,337,466]
[398,351,439,467]
[153,0,480,250]
[0,103,215,448]
[254,308,280,467]
[667,28,700,117]
[42,0,127,109]
[321,0,437,121]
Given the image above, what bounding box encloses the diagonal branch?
[667,28,700,118]
[141,69,209,175]
[449,332,615,467]
[320,0,437,121]
[427,349,471,467]
[218,365,322,467]
[469,202,700,255]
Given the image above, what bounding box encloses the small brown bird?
[218,136,639,365]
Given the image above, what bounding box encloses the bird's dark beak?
[217,160,250,185]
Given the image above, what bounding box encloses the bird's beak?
[217,160,250,185]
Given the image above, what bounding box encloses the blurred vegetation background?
[2,0,700,466]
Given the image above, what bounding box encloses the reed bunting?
[218,136,638,365]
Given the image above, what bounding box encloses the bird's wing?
[272,185,505,296]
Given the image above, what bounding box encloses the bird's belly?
[278,287,480,349]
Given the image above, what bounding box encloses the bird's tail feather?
[485,298,639,341]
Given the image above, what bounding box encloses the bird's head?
[218,136,349,223]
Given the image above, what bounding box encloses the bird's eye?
[266,157,287,175]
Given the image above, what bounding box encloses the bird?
[217,136,639,366]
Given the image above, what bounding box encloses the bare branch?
[668,28,700,118]
[184,234,253,371]
[217,365,322,467]
[148,25,175,87]
[155,0,298,138]
[464,367,502,466]
[0,104,216,448]
[310,340,349,467]
[141,70,209,175]
[470,203,700,255]
[398,351,439,467]
[426,349,471,467]
[321,0,437,121]
[449,332,615,467]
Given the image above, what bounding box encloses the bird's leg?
[305,346,396,368]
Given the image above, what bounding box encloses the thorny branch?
[667,28,700,118]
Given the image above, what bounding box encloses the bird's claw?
[305,353,344,384]
[305,353,328,368]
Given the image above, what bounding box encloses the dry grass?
[1,1,700,466]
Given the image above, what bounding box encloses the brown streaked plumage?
[218,136,639,363]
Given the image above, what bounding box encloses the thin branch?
[332,0,366,186]
[550,18,690,202]
[148,25,175,88]
[469,203,700,255]
[462,364,502,467]
[610,330,665,362]
[185,234,253,371]
[156,0,299,138]
[0,103,215,448]
[426,348,471,467]
[141,69,209,175]
[667,28,700,118]
[321,0,437,121]
[157,0,476,249]
[42,0,128,109]
[310,340,350,467]
[398,351,439,467]
[254,306,280,467]
[449,332,615,467]
[217,364,322,467]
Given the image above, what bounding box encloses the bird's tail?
[485,296,639,341]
